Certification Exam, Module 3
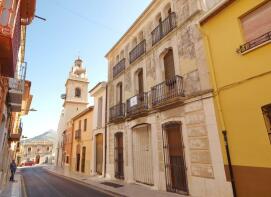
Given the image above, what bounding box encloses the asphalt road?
[20,167,112,197]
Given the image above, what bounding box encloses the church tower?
[56,58,89,167]
[63,58,88,116]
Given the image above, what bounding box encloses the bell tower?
[56,58,89,167]
[64,58,88,109]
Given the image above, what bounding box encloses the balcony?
[129,40,146,64]
[75,129,81,140]
[109,103,125,123]
[151,75,185,108]
[8,133,21,142]
[237,31,271,53]
[8,63,26,112]
[20,0,36,25]
[126,92,148,118]
[0,0,22,77]
[151,12,176,46]
[113,58,125,78]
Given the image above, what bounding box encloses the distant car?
[24,161,35,166]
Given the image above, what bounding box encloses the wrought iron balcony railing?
[129,40,146,64]
[75,129,81,140]
[109,103,125,122]
[113,58,126,78]
[151,75,184,107]
[151,12,176,46]
[237,31,271,53]
[126,92,148,117]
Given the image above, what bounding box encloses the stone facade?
[105,0,232,196]
[18,141,54,165]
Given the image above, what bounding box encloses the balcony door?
[116,82,123,104]
[138,69,144,94]
[164,48,177,98]
[164,48,175,81]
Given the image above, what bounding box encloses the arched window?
[75,87,81,97]
[134,68,143,94]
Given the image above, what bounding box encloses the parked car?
[24,161,35,166]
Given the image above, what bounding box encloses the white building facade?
[105,0,233,196]
[56,58,89,168]
[89,82,107,176]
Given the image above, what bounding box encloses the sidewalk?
[0,173,24,197]
[44,165,186,197]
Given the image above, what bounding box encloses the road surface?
[20,167,112,197]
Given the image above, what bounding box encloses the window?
[84,118,87,131]
[28,147,31,152]
[75,87,81,97]
[97,97,103,128]
[79,120,81,130]
[262,104,271,143]
[241,1,271,42]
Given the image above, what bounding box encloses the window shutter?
[241,1,271,42]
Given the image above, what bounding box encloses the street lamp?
[21,108,37,112]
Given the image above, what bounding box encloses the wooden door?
[96,134,103,174]
[115,133,124,179]
[163,123,188,194]
[138,69,144,94]
[76,154,80,172]
[164,49,175,81]
[81,147,86,173]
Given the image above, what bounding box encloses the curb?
[43,168,127,197]
[20,175,27,197]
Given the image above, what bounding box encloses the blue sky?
[22,0,151,138]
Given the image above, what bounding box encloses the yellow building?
[200,0,271,196]
[70,107,94,175]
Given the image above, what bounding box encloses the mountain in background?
[22,129,57,143]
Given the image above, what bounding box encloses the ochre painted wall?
[202,0,271,167]
[71,109,93,175]
[201,0,271,196]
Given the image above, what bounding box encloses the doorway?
[163,122,188,194]
[96,133,103,175]
[115,132,124,179]
[132,124,154,185]
[81,147,86,173]
[76,154,80,172]
[35,155,40,164]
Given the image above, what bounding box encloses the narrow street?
[20,167,112,197]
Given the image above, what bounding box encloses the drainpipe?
[104,84,108,177]
[199,26,237,197]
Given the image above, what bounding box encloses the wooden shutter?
[138,69,144,94]
[241,1,271,41]
[164,49,175,81]
[97,97,103,128]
